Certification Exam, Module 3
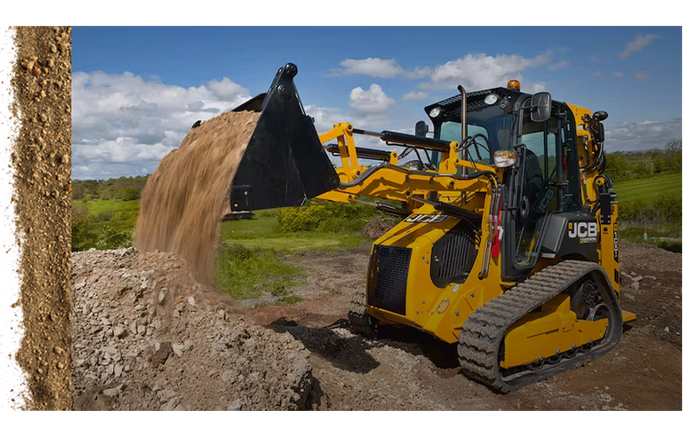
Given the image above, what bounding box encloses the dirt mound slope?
[71,247,312,411]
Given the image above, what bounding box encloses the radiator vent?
[367,245,411,315]
[430,222,478,288]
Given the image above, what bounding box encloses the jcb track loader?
[219,63,636,393]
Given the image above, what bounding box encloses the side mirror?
[415,120,429,137]
[589,111,606,143]
[530,92,552,123]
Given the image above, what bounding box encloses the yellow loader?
[221,63,635,393]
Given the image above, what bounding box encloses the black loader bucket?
[229,63,339,211]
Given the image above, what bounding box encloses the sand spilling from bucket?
[134,111,259,283]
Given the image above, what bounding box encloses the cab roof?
[424,87,528,123]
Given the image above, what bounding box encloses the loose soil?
[72,239,681,410]
[10,26,72,410]
[250,240,682,410]
[134,111,258,283]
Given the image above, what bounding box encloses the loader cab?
[427,87,521,169]
[425,88,584,281]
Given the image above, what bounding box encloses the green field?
[219,216,364,253]
[216,211,368,300]
[614,173,682,204]
[72,198,139,251]
[72,198,139,216]
[614,173,682,251]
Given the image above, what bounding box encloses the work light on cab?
[493,150,516,168]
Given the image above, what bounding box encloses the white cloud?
[606,118,682,151]
[523,82,547,93]
[634,72,650,81]
[72,71,251,179]
[620,34,659,59]
[592,71,603,78]
[206,77,249,100]
[335,51,556,96]
[348,84,395,113]
[304,104,349,135]
[420,51,552,90]
[402,91,428,101]
[335,58,430,79]
[549,60,570,71]
[613,72,624,78]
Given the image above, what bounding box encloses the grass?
[215,209,369,302]
[615,173,682,252]
[219,214,366,253]
[72,198,140,251]
[214,244,304,300]
[77,198,139,215]
[619,226,682,253]
[614,173,682,204]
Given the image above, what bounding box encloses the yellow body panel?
[364,201,514,343]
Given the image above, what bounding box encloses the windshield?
[439,104,515,154]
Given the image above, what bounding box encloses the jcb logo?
[568,222,597,239]
[406,214,448,223]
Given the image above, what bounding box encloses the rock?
[102,385,122,397]
[151,342,172,366]
[644,276,657,281]
[621,271,633,280]
[625,294,635,301]
[664,326,670,333]
[114,326,127,339]
[226,398,243,412]
[630,271,637,277]
[172,343,185,358]
[632,276,644,282]
[631,282,640,290]
[71,248,314,411]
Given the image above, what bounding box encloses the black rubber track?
[458,260,623,393]
[348,289,378,339]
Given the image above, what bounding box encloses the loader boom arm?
[315,122,501,205]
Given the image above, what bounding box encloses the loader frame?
[225,63,635,391]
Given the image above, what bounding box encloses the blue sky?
[72,26,682,180]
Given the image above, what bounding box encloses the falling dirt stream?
[134,111,258,283]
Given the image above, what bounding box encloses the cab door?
[502,100,565,280]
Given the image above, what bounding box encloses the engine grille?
[367,245,411,315]
[430,222,478,288]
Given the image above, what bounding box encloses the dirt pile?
[71,247,312,410]
[71,238,682,411]
[74,102,317,410]
[362,216,398,239]
[134,111,258,283]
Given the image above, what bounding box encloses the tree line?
[604,139,682,182]
[72,175,149,201]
